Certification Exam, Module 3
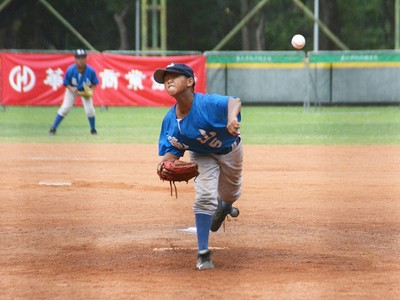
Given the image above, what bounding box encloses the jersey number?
[197,129,222,148]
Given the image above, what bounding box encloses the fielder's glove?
[77,84,93,99]
[157,159,199,198]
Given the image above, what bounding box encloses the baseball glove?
[157,159,199,198]
[77,84,93,99]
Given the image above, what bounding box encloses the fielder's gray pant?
[58,89,95,117]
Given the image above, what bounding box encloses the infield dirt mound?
[1,144,399,299]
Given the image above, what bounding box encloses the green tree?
[338,0,394,50]
[0,0,396,51]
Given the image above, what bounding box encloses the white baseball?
[291,34,306,49]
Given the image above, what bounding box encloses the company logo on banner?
[9,65,36,92]
[0,52,206,106]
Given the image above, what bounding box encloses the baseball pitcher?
[154,63,243,270]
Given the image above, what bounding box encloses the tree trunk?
[241,0,265,50]
[319,0,341,50]
[255,13,265,50]
[113,3,130,50]
[241,0,251,50]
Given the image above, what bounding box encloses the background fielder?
[154,63,243,270]
[49,49,99,135]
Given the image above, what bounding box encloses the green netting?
[205,51,305,63]
[308,50,400,63]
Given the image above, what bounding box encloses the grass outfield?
[0,105,399,144]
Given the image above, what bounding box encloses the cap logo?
[75,49,87,57]
[153,62,194,84]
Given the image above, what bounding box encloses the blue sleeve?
[158,131,185,157]
[158,109,185,157]
[88,66,99,85]
[211,94,241,122]
[200,94,233,125]
[63,66,73,86]
[212,94,229,123]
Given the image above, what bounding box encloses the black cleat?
[49,127,56,135]
[90,129,97,135]
[210,200,240,232]
[196,250,215,270]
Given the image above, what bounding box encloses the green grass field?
[0,105,399,144]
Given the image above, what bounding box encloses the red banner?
[0,52,206,106]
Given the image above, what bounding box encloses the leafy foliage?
[0,0,396,51]
[338,0,394,50]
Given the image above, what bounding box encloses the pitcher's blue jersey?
[159,93,241,157]
[63,64,99,91]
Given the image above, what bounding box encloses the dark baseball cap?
[74,49,87,57]
[153,63,194,84]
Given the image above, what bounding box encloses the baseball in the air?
[291,34,306,49]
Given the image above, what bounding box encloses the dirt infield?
[1,144,400,299]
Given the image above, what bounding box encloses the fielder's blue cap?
[153,63,194,84]
[74,49,87,57]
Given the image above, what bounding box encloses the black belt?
[215,136,241,155]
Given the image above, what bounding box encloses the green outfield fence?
[205,51,307,105]
[307,50,400,107]
[205,50,400,106]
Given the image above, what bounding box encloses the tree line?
[0,0,395,52]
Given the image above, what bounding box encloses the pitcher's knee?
[219,189,241,203]
[193,200,217,215]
